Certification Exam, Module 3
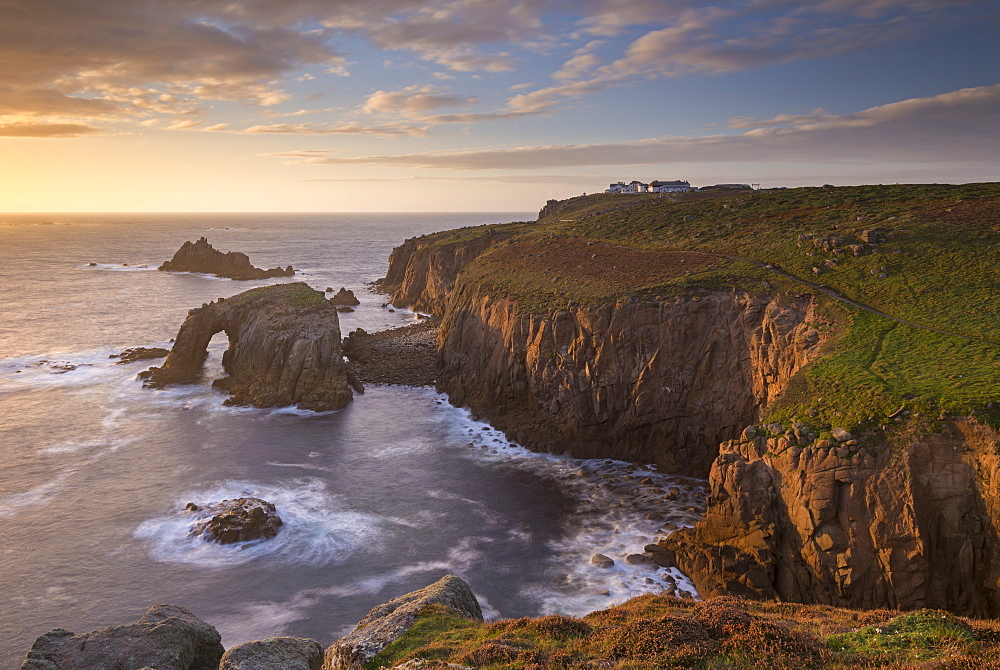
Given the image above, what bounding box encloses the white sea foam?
[410,388,708,615]
[134,478,388,568]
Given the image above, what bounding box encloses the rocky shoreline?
[343,319,439,387]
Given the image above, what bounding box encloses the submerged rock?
[158,237,294,280]
[110,346,170,364]
[20,603,223,670]
[188,497,283,544]
[220,637,323,670]
[324,575,483,670]
[140,283,357,412]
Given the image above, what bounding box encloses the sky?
[1,0,998,212]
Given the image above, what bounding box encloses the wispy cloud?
[243,123,430,138]
[0,122,101,138]
[267,84,1000,169]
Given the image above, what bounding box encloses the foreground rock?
[21,604,223,670]
[110,346,170,364]
[660,418,1000,616]
[187,497,283,544]
[343,320,438,386]
[323,575,483,670]
[220,637,323,670]
[140,283,358,412]
[159,237,294,280]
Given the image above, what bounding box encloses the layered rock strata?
[159,237,294,280]
[660,418,1000,616]
[141,283,357,412]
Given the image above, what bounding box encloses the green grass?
[365,597,1000,670]
[225,282,326,309]
[828,609,978,662]
[416,183,1000,435]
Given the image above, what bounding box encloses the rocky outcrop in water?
[323,575,483,670]
[328,287,360,306]
[187,498,283,544]
[659,418,1000,616]
[159,237,294,280]
[140,283,357,412]
[110,346,170,364]
[21,604,223,670]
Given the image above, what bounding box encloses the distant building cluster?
[605,180,752,193]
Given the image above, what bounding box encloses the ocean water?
[0,213,705,666]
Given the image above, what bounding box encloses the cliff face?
[661,419,1000,616]
[141,283,356,412]
[437,286,826,477]
[159,237,295,280]
[376,232,507,314]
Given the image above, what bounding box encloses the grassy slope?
[368,596,1000,669]
[426,183,1000,433]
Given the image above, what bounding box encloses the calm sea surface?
[0,213,702,666]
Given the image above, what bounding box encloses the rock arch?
[141,283,359,411]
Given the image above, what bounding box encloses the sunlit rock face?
[141,282,358,412]
[159,237,294,280]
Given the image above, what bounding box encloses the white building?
[648,180,693,193]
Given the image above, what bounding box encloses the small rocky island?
[159,237,295,280]
[186,498,283,544]
[140,283,360,412]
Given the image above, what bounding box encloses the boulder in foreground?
[323,575,483,670]
[21,603,223,670]
[159,237,294,280]
[220,637,323,670]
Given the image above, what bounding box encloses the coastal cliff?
[159,237,295,280]
[377,184,1000,612]
[141,282,356,412]
[437,288,825,477]
[660,418,1000,616]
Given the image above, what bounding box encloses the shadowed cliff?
[141,282,357,412]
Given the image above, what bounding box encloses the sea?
[0,213,704,666]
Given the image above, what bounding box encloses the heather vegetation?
[423,183,1000,434]
[368,596,1000,669]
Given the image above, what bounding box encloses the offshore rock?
[159,237,294,280]
[20,603,223,670]
[188,497,282,544]
[329,287,360,306]
[323,575,483,670]
[140,283,356,412]
[220,637,323,670]
[661,419,1000,616]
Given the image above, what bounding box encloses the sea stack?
[140,282,359,412]
[158,237,295,280]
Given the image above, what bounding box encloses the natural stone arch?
[141,283,359,411]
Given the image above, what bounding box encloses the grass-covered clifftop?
[413,183,1000,436]
[369,595,1000,669]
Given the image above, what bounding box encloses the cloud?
[0,122,101,138]
[267,84,1000,169]
[362,85,479,115]
[292,174,606,184]
[244,123,430,137]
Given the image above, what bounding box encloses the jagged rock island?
[378,183,1000,616]
[159,237,295,280]
[140,282,358,412]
